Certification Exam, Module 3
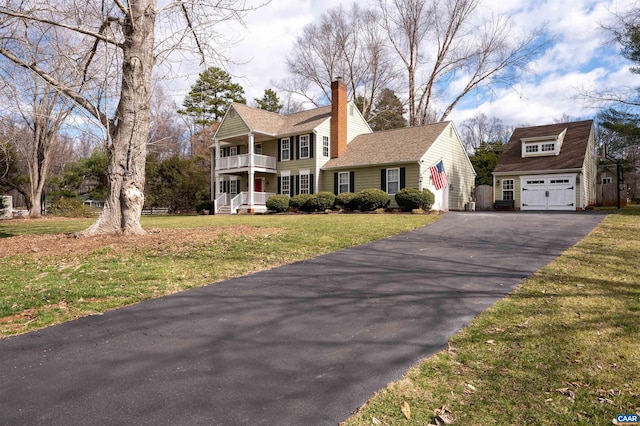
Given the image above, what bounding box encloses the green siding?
[216,108,250,139]
[494,175,521,207]
[319,164,420,208]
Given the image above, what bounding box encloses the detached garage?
[493,120,597,211]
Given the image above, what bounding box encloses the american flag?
[430,160,449,190]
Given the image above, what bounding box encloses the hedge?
[266,194,290,212]
[354,188,390,212]
[395,187,435,211]
[304,192,336,212]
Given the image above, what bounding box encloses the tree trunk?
[79,1,155,236]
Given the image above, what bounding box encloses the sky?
[165,0,639,129]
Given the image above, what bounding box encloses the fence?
[474,185,494,210]
[596,183,627,207]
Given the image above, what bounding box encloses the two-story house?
[211,79,476,213]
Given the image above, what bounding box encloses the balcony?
[216,154,276,172]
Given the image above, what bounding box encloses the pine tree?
[369,89,407,131]
[254,89,282,113]
[178,67,246,129]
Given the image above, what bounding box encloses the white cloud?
[161,0,640,128]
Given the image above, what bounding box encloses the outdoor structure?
[492,120,597,211]
[211,79,475,213]
[0,195,12,219]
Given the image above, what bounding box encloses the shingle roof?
[322,122,451,169]
[493,120,594,174]
[230,103,332,136]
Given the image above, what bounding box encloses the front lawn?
[343,206,640,425]
[0,214,436,337]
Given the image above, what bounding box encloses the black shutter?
[381,169,387,191]
[293,136,298,160]
[309,173,314,194]
[295,175,300,195]
[334,172,339,194]
[277,177,281,194]
[309,134,314,159]
[277,139,281,161]
[400,167,406,189]
[289,176,295,197]
[349,171,355,193]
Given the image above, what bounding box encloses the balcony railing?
[216,154,276,171]
[222,192,276,214]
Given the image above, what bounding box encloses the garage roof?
[494,120,594,174]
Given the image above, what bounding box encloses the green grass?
[0,213,437,337]
[343,205,640,426]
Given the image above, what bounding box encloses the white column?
[248,133,255,210]
[213,138,221,200]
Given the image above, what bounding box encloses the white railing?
[216,154,276,171]
[230,193,243,214]
[226,192,276,213]
[253,192,275,205]
[254,154,277,170]
[214,193,228,214]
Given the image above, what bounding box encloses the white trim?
[386,167,400,195]
[299,134,310,159]
[281,137,291,161]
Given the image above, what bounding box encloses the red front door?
[254,178,263,192]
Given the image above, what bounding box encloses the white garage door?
[521,175,576,211]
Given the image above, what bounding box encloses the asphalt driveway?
[0,212,604,425]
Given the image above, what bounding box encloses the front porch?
[214,191,276,214]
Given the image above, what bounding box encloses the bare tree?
[378,0,547,125]
[148,84,188,159]
[0,19,81,217]
[460,113,512,153]
[0,0,265,235]
[279,3,398,119]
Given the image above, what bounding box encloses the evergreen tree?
[178,67,246,129]
[254,89,282,113]
[369,89,407,131]
[468,142,504,186]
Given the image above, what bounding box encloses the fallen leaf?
[484,340,495,345]
[434,405,454,424]
[372,417,381,425]
[556,387,576,401]
[598,397,615,405]
[401,401,411,420]
[608,389,621,397]
[466,383,477,392]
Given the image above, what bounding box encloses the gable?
[215,106,251,140]
[494,120,594,174]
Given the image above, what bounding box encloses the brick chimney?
[331,78,347,159]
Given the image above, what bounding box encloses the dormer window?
[521,128,566,158]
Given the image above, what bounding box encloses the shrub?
[304,192,336,212]
[335,192,357,210]
[195,200,215,214]
[354,188,390,212]
[48,197,97,218]
[395,187,435,211]
[266,194,290,212]
[289,193,313,210]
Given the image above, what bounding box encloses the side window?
[323,136,329,157]
[299,135,310,159]
[338,172,350,193]
[281,138,290,161]
[502,179,514,200]
[386,168,400,195]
